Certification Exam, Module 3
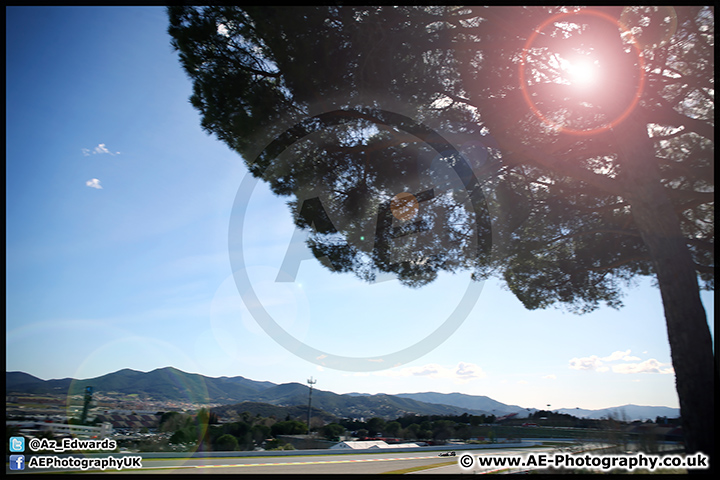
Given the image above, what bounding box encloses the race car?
[438,451,456,457]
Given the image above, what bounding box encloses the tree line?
[159,409,309,451]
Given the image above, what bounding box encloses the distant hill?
[6,367,276,404]
[228,382,493,419]
[6,369,486,418]
[396,392,680,422]
[395,392,528,416]
[6,369,495,419]
[6,368,679,421]
[210,402,337,424]
[6,372,74,395]
[554,404,680,422]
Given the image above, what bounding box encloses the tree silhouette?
[168,6,714,461]
[249,107,493,287]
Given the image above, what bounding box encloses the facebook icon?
[9,455,25,470]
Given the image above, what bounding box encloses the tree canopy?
[168,6,714,461]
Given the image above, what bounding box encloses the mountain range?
[6,367,679,421]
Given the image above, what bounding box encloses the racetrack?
[133,452,459,474]
[134,445,561,475]
[10,444,563,474]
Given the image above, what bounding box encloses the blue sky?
[6,6,714,412]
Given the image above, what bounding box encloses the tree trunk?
[615,111,715,469]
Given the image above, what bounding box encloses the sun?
[560,56,600,88]
[520,9,646,136]
[560,57,600,87]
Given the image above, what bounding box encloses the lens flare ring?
[519,9,646,136]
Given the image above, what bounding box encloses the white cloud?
[612,359,674,375]
[359,362,487,383]
[569,355,603,371]
[570,350,672,374]
[601,350,637,362]
[456,362,484,380]
[85,178,103,189]
[542,374,557,380]
[84,143,120,156]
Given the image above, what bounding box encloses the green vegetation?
[321,422,345,441]
[264,439,296,451]
[7,405,679,455]
[335,412,680,447]
[270,420,308,436]
[215,434,239,451]
[158,408,308,452]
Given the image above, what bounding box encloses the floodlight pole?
[306,377,317,432]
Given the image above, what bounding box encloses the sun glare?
[561,57,600,87]
[521,9,646,135]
